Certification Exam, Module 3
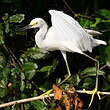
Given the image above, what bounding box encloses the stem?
[0,90,110,108]
[62,0,91,19]
[3,44,22,67]
[63,0,77,16]
[100,64,107,70]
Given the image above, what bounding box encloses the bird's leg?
[40,51,71,105]
[58,51,71,86]
[40,89,53,105]
[83,53,101,107]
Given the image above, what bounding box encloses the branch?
[62,0,91,19]
[0,94,54,108]
[76,90,110,95]
[0,90,110,108]
[63,0,77,16]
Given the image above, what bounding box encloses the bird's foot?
[83,88,101,107]
[40,89,53,105]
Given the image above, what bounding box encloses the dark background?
[1,0,110,22]
[0,0,110,110]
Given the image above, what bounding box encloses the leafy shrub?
[0,9,110,110]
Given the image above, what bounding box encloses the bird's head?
[20,18,44,31]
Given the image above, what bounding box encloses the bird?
[21,9,107,106]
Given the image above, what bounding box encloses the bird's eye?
[30,22,38,26]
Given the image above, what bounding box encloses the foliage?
[0,2,110,109]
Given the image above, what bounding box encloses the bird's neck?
[35,21,48,48]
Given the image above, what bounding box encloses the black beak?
[19,24,32,31]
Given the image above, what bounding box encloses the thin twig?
[63,0,77,16]
[3,44,22,67]
[0,90,110,108]
[8,47,22,67]
[62,0,91,19]
[100,64,107,70]
[101,29,110,32]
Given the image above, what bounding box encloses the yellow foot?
[83,88,101,107]
[40,89,53,105]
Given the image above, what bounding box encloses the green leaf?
[80,78,95,89]
[50,103,56,108]
[0,88,8,98]
[33,90,38,97]
[39,81,51,92]
[107,74,110,82]
[0,23,5,45]
[22,62,38,73]
[39,59,58,77]
[20,93,27,99]
[3,0,21,7]
[101,79,110,91]
[25,47,49,60]
[20,80,25,92]
[0,66,10,80]
[94,9,110,19]
[39,66,53,72]
[5,21,9,33]
[31,100,46,110]
[68,74,80,86]
[0,66,9,98]
[20,72,25,80]
[0,79,7,88]
[105,46,110,62]
[14,26,26,36]
[52,58,59,70]
[9,14,25,23]
[22,62,38,80]
[2,0,12,3]
[56,78,62,85]
[107,60,110,68]
[11,67,20,76]
[79,18,93,28]
[24,104,30,110]
[2,13,9,21]
[91,18,101,28]
[80,67,105,77]
[26,83,32,89]
[0,52,6,68]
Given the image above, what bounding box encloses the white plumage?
[21,10,107,106]
[28,10,106,56]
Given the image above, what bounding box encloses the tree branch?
[0,94,54,108]
[63,0,77,16]
[62,0,91,18]
[0,90,110,108]
[76,90,110,95]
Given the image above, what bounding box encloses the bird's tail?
[85,29,102,35]
[92,38,107,47]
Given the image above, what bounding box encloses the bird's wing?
[48,10,92,53]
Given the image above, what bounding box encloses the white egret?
[21,10,106,106]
